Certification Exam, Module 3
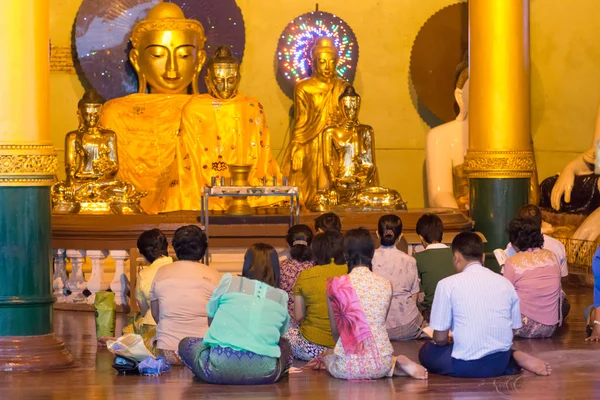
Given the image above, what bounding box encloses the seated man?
[314,212,342,233]
[414,214,456,322]
[419,232,551,378]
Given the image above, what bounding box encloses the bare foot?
[394,355,428,380]
[513,351,551,376]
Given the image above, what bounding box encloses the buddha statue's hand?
[292,147,304,171]
[551,156,590,210]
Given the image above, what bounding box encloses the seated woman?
[372,215,427,340]
[285,231,347,360]
[179,243,291,384]
[279,224,315,317]
[124,229,173,350]
[322,228,428,380]
[150,225,222,365]
[504,218,562,338]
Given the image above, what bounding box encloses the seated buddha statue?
[281,37,349,209]
[426,63,470,210]
[161,46,282,212]
[318,86,406,211]
[99,2,206,213]
[540,103,600,241]
[426,61,539,211]
[51,90,145,214]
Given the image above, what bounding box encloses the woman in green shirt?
[179,243,291,384]
[284,231,348,360]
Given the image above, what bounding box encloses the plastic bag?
[107,334,155,362]
[94,292,116,339]
[138,356,170,376]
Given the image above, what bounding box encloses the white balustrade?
[86,250,110,305]
[52,248,68,303]
[65,249,87,303]
[109,250,130,307]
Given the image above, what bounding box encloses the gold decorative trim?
[50,46,76,74]
[0,145,58,187]
[131,19,206,48]
[465,150,536,179]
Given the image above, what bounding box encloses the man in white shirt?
[419,232,551,378]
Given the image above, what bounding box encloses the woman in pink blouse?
[504,217,562,338]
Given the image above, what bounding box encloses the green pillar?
[0,0,72,370]
[470,179,529,273]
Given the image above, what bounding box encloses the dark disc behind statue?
[74,0,246,100]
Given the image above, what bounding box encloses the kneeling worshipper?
[419,232,552,378]
[319,228,428,381]
[285,231,347,360]
[504,217,562,338]
[179,244,291,384]
[372,214,428,340]
[150,225,221,365]
[122,229,173,351]
[279,224,316,316]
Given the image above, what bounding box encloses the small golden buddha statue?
[163,46,282,212]
[281,36,349,209]
[51,91,146,214]
[99,2,206,213]
[317,86,406,211]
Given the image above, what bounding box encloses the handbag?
[112,355,140,375]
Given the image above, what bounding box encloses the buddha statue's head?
[78,90,104,129]
[339,86,361,122]
[310,37,340,82]
[129,3,206,95]
[455,56,470,121]
[205,46,241,100]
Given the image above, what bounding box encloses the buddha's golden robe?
[281,77,349,207]
[160,94,282,212]
[100,94,191,213]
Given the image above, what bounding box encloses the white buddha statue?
[544,102,600,241]
[426,67,470,210]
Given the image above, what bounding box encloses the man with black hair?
[414,214,455,321]
[419,232,551,378]
[314,212,342,233]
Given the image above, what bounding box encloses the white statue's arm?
[426,126,459,208]
[573,208,600,241]
[550,102,600,210]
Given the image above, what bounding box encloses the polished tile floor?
[0,287,598,399]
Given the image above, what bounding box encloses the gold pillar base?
[225,164,253,216]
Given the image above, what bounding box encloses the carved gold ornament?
[465,150,536,178]
[0,145,58,186]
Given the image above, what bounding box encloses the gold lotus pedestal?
[226,164,253,216]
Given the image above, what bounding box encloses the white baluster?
[86,250,110,305]
[109,250,130,307]
[66,249,87,303]
[53,248,68,303]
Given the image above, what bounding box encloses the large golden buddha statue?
[318,86,406,211]
[281,37,349,209]
[51,91,145,214]
[161,46,282,212]
[99,2,206,213]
